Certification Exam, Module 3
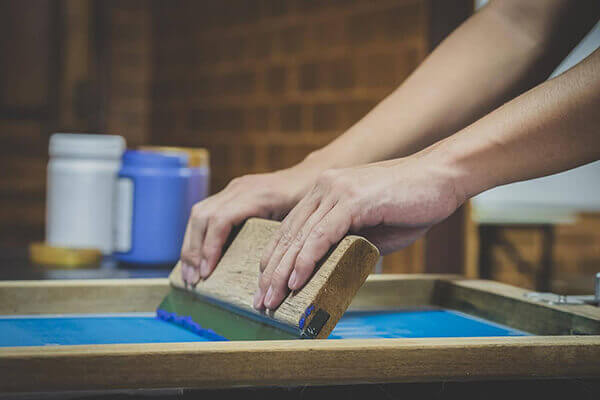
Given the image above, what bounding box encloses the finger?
[290,204,352,291]
[202,206,260,279]
[258,192,318,281]
[180,223,196,284]
[180,202,210,285]
[259,190,318,273]
[201,217,231,279]
[252,271,267,311]
[254,193,319,309]
[263,200,335,310]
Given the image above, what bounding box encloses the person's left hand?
[253,156,466,310]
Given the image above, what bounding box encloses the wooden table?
[1,275,599,398]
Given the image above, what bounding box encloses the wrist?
[417,139,472,209]
[301,148,339,169]
[426,129,510,209]
[276,152,331,203]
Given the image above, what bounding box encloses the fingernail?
[200,259,209,278]
[288,270,297,289]
[189,266,201,285]
[181,262,191,283]
[253,290,264,310]
[264,286,274,308]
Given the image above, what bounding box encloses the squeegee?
[157,217,379,340]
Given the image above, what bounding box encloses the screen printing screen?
[0,309,528,347]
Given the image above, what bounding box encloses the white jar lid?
[50,133,126,159]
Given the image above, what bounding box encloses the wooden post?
[424,0,474,274]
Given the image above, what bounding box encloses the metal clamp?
[524,272,600,306]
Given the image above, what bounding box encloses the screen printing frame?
[0,274,599,393]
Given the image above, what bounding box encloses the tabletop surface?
[0,247,172,281]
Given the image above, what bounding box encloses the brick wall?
[149,0,431,273]
[0,1,55,247]
[0,0,154,247]
[101,0,153,146]
[150,0,429,191]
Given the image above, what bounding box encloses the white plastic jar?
[46,133,126,254]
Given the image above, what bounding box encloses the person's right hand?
[179,166,317,286]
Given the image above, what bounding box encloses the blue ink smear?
[329,309,529,339]
[299,315,306,329]
[0,313,220,347]
[156,309,227,341]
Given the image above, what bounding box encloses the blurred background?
[0,0,598,294]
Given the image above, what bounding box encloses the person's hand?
[180,164,319,286]
[254,155,466,310]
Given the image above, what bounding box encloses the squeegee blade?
[157,289,301,341]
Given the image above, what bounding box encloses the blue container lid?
[122,150,186,168]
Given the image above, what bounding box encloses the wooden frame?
[1,275,599,393]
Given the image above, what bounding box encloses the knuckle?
[207,214,227,229]
[310,226,326,240]
[270,269,287,289]
[279,230,295,247]
[258,273,271,291]
[289,234,304,250]
[202,240,219,254]
[180,249,201,266]
[295,254,314,274]
[297,225,313,242]
[190,203,205,220]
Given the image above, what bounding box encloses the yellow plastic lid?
[139,146,210,168]
[29,242,102,268]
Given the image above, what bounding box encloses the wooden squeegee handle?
[169,217,379,339]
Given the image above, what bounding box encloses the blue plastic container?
[113,150,190,265]
[186,165,209,218]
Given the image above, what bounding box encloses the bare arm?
[257,48,600,310]
[306,0,599,169]
[441,47,600,202]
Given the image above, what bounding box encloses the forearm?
[306,0,598,169]
[257,45,599,306]
[430,48,600,203]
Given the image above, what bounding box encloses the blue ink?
[305,304,314,316]
[299,304,315,329]
[299,315,306,329]
[329,309,529,339]
[155,309,227,341]
[0,313,219,347]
